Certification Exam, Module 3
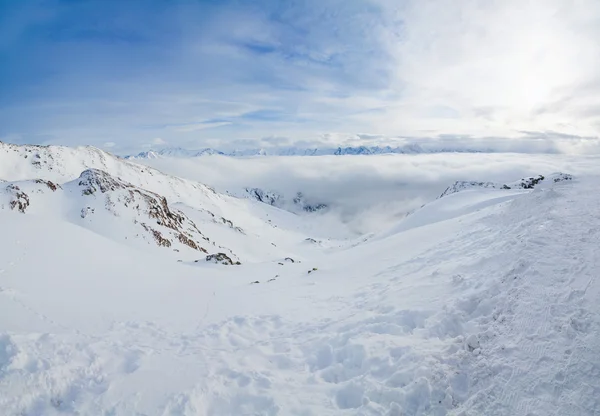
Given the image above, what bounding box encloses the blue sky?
[1,0,600,154]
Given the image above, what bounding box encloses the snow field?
[1,176,599,414]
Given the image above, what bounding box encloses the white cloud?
[372,0,600,138]
[140,152,600,234]
[2,0,600,150]
[172,121,232,133]
[151,137,167,146]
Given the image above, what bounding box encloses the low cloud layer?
[141,153,600,234]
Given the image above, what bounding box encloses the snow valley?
[1,141,599,415]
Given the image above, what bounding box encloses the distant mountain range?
[125,144,489,159]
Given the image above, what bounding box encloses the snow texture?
[0,141,599,415]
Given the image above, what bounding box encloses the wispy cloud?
[1,0,599,153]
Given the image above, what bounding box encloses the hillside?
[0,143,599,415]
[0,142,338,263]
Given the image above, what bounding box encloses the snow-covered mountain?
[131,147,226,159]
[125,144,488,159]
[1,140,599,416]
[0,141,329,262]
[0,169,242,261]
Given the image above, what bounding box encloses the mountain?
[1,169,240,260]
[1,140,598,416]
[0,141,328,263]
[124,144,488,159]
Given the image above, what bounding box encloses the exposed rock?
[246,188,282,206]
[439,173,574,198]
[178,234,207,252]
[293,192,328,212]
[80,207,95,218]
[34,179,59,191]
[75,169,214,254]
[78,168,125,195]
[245,188,327,213]
[140,223,171,247]
[151,229,171,247]
[6,184,30,213]
[511,175,545,189]
[220,216,245,234]
[206,252,239,265]
[550,172,574,183]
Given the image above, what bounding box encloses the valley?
[0,142,599,415]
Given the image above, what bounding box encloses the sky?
[1,0,600,154]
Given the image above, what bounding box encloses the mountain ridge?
[0,141,332,263]
[125,144,490,159]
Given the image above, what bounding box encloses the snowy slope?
[0,170,242,261]
[0,142,340,262]
[439,172,574,198]
[1,162,599,416]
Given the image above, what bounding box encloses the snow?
[1,142,600,415]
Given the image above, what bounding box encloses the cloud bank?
[141,152,600,234]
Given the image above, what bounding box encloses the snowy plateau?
[1,141,599,416]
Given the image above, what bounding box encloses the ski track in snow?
[1,181,600,415]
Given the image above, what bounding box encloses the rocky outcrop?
[292,192,327,212]
[245,188,327,213]
[245,188,282,206]
[439,173,574,198]
[34,179,60,191]
[204,253,240,265]
[5,184,30,213]
[0,169,240,261]
[75,169,217,254]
